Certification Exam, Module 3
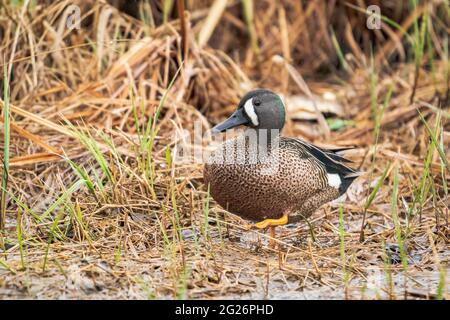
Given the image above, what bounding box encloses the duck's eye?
[253,99,261,107]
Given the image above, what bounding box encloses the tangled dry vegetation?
[0,0,449,299]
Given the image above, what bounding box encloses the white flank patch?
[243,98,259,126]
[327,173,341,188]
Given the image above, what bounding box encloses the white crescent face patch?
[243,98,259,126]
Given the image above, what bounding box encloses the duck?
[203,89,361,248]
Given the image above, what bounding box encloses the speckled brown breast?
[203,136,340,223]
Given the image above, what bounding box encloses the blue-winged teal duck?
[204,89,360,247]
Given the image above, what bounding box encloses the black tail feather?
[339,171,363,194]
[298,140,357,175]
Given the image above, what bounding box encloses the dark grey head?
[212,89,286,133]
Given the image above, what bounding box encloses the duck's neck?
[244,128,281,150]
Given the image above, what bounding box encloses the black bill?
[211,108,249,134]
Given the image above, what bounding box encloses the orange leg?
[254,214,288,249]
[269,226,276,249]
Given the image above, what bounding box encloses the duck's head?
[212,89,286,134]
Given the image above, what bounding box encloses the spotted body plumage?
[204,136,352,222]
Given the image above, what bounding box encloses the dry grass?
[0,0,449,299]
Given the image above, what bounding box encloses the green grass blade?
[163,0,174,24]
[40,179,85,220]
[364,164,391,211]
[330,28,349,72]
[1,66,10,232]
[242,0,259,55]
[17,207,25,270]
[417,110,450,174]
